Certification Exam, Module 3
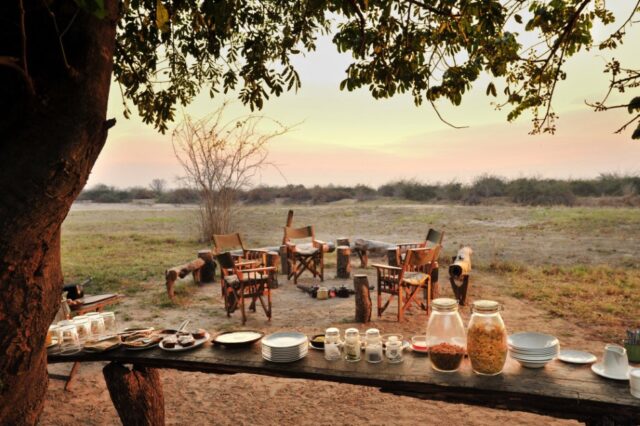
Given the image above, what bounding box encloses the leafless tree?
[172,103,289,241]
[149,178,166,197]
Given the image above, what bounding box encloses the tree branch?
[430,101,468,129]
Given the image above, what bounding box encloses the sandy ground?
[41,266,591,426]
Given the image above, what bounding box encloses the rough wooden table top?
[49,341,640,424]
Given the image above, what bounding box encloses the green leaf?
[486,82,497,97]
[156,0,170,33]
[514,14,523,24]
[73,0,106,19]
[628,97,640,113]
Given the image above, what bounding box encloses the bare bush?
[172,103,289,241]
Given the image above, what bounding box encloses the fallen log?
[165,258,205,300]
[103,362,164,426]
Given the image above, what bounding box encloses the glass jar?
[324,327,342,361]
[344,328,361,362]
[385,336,404,363]
[467,300,508,376]
[72,316,92,343]
[426,298,466,372]
[364,328,383,363]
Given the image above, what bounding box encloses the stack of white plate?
[508,332,559,368]
[261,332,308,363]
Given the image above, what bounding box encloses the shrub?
[470,175,506,197]
[508,178,575,206]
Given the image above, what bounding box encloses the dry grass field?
[43,201,640,425]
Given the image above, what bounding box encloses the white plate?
[591,362,630,380]
[262,332,307,348]
[213,331,263,346]
[263,353,307,363]
[517,360,551,368]
[160,333,210,352]
[558,349,597,364]
[508,332,558,350]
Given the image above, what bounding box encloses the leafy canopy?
[104,0,640,138]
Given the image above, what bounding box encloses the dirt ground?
[43,267,595,426]
[40,202,640,425]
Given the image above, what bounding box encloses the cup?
[630,369,640,399]
[624,340,640,363]
[603,344,629,377]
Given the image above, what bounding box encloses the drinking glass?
[47,325,62,354]
[324,327,342,361]
[59,324,81,355]
[100,312,117,336]
[85,312,106,338]
[72,316,92,343]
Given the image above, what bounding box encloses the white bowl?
[516,359,551,368]
[508,332,559,350]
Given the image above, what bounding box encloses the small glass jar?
[467,300,508,376]
[364,328,383,364]
[344,328,361,362]
[100,311,117,335]
[85,312,106,338]
[385,336,404,363]
[426,298,466,372]
[324,327,342,361]
[72,316,92,343]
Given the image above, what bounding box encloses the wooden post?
[336,246,351,279]
[336,237,350,247]
[197,249,216,283]
[103,362,164,426]
[387,247,399,267]
[354,274,371,323]
[279,244,289,276]
[266,251,280,289]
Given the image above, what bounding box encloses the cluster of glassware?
[425,298,507,375]
[47,311,118,355]
[323,327,404,364]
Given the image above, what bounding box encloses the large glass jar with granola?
[426,298,466,372]
[467,300,507,376]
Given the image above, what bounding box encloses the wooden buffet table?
[49,342,640,426]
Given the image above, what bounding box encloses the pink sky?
[88,7,640,189]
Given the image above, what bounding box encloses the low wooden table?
[49,342,640,425]
[70,293,122,316]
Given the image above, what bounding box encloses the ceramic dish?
[160,332,210,352]
[508,332,559,350]
[212,330,264,347]
[261,332,307,348]
[591,363,630,381]
[557,349,597,364]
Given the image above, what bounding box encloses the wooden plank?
[48,344,640,424]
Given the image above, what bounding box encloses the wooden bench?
[49,342,640,425]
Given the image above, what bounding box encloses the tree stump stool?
[266,251,280,289]
[336,246,351,279]
[354,274,371,323]
[197,249,216,284]
[336,237,350,247]
[279,244,289,276]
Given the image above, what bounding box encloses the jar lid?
[472,300,501,313]
[365,328,380,337]
[432,298,458,311]
[325,327,340,335]
[345,328,359,336]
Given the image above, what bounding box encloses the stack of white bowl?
[508,332,559,368]
[261,332,308,363]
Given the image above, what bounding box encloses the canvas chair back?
[284,226,315,242]
[425,228,444,247]
[213,233,245,253]
[405,246,441,274]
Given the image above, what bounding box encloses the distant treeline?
[79,174,640,207]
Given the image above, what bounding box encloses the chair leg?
[398,285,404,321]
[240,286,246,325]
[377,284,382,317]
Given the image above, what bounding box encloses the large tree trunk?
[0,1,118,424]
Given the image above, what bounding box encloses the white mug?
[603,344,629,377]
[630,368,640,399]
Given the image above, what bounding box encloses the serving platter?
[212,330,264,347]
[160,332,210,352]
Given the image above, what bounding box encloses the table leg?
[63,361,81,391]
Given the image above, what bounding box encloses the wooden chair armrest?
[239,266,276,274]
[371,263,402,271]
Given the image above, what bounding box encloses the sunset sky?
[90,5,640,189]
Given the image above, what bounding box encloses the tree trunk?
[0,1,119,424]
[103,362,165,426]
[336,246,351,279]
[354,274,372,323]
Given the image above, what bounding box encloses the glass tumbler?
[344,328,361,362]
[85,312,106,338]
[59,324,81,355]
[72,316,92,343]
[100,311,117,336]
